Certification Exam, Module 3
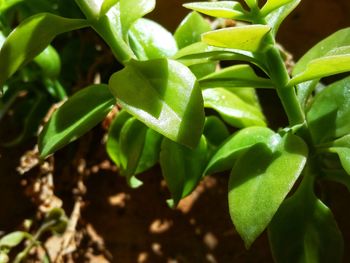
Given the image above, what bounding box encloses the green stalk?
[74,0,135,65]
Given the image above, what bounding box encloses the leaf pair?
[205,127,307,247]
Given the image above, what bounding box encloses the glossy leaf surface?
[229,133,308,248]
[174,11,211,49]
[293,28,350,75]
[327,134,350,175]
[160,136,207,206]
[202,25,271,52]
[109,59,204,148]
[307,76,350,143]
[265,0,301,36]
[183,1,247,20]
[129,18,178,60]
[39,84,115,158]
[100,0,119,16]
[119,0,155,37]
[269,176,343,263]
[0,13,87,86]
[290,47,350,86]
[203,88,266,128]
[260,0,293,16]
[33,45,61,79]
[199,64,272,88]
[205,127,275,175]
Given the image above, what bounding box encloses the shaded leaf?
[0,13,87,86]
[268,175,343,263]
[160,136,207,206]
[205,127,275,175]
[0,232,30,248]
[203,88,266,128]
[307,76,350,143]
[229,132,308,248]
[129,18,177,60]
[202,25,271,52]
[109,58,204,148]
[199,64,272,88]
[39,84,115,158]
[174,11,211,49]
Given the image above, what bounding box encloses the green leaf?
[174,11,211,49]
[0,13,88,86]
[205,127,275,175]
[203,116,230,148]
[128,18,178,60]
[293,28,350,76]
[229,132,308,248]
[199,64,272,88]
[106,110,132,168]
[268,176,343,263]
[33,45,61,79]
[260,0,293,16]
[202,25,271,52]
[265,0,301,36]
[203,88,266,128]
[307,76,350,143]
[183,1,247,20]
[244,0,257,9]
[0,232,30,248]
[189,61,217,79]
[109,58,205,148]
[119,0,155,38]
[160,136,207,206]
[39,84,115,158]
[100,0,119,16]
[325,134,350,175]
[289,47,350,86]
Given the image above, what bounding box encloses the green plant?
[1,0,350,262]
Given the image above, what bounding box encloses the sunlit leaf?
[0,13,87,86]
[265,0,301,36]
[129,18,177,60]
[202,25,271,52]
[183,1,247,20]
[109,58,204,149]
[269,176,343,263]
[229,132,308,248]
[0,231,30,248]
[260,0,294,16]
[39,84,115,158]
[160,136,207,206]
[203,88,266,128]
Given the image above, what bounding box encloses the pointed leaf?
[109,59,204,148]
[39,84,115,158]
[269,177,343,263]
[330,147,350,175]
[307,76,350,143]
[174,11,211,49]
[128,18,177,60]
[0,13,88,86]
[290,47,350,86]
[203,88,266,128]
[119,0,155,37]
[160,136,207,206]
[183,1,247,20]
[205,127,275,175]
[261,0,294,16]
[265,0,301,36]
[229,132,308,248]
[202,25,271,52]
[293,28,350,75]
[100,0,119,16]
[199,64,272,88]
